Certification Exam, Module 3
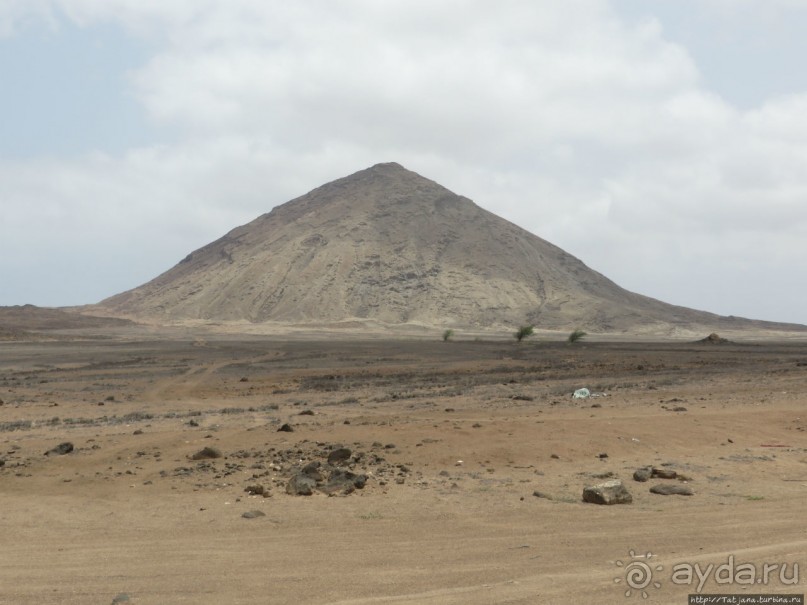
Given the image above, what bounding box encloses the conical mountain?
[98,162,804,333]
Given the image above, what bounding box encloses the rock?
[45,442,74,456]
[241,510,266,519]
[0,459,5,467]
[298,409,315,416]
[301,461,324,481]
[598,452,608,459]
[286,473,317,496]
[582,479,632,505]
[244,484,266,496]
[573,388,590,399]
[190,446,222,460]
[327,447,352,466]
[652,468,678,479]
[111,593,130,604]
[278,423,294,432]
[650,484,694,496]
[633,467,653,482]
[321,469,367,494]
[532,490,552,500]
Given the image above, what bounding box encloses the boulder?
[190,446,222,460]
[286,473,317,496]
[45,442,74,456]
[650,484,693,496]
[582,479,632,505]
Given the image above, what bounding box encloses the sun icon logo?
[614,550,663,599]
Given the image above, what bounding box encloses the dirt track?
[1,335,806,604]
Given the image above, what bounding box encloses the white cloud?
[1,0,807,323]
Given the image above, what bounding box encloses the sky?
[1,1,806,325]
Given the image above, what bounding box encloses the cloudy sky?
[2,1,806,324]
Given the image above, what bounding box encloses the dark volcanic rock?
[278,423,294,433]
[633,467,653,482]
[321,469,368,495]
[45,442,74,456]
[244,484,267,496]
[652,468,678,479]
[286,473,317,496]
[327,447,352,466]
[582,479,632,505]
[190,446,222,460]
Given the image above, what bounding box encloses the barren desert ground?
[1,331,806,604]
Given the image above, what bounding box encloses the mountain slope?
[97,163,805,333]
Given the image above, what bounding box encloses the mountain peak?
[96,164,806,334]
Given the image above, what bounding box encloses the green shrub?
[515,325,534,341]
[568,329,587,343]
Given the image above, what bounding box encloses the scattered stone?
[343,419,350,425]
[532,490,552,500]
[244,484,266,496]
[633,467,653,482]
[673,406,688,412]
[550,454,560,459]
[190,446,222,460]
[650,484,694,496]
[187,419,199,427]
[321,469,367,494]
[327,447,352,465]
[0,459,5,467]
[301,461,323,480]
[133,429,144,435]
[45,442,74,456]
[298,409,315,416]
[598,452,608,459]
[278,423,294,432]
[286,473,317,496]
[239,377,249,382]
[384,443,396,449]
[242,510,266,519]
[582,479,632,505]
[652,468,678,479]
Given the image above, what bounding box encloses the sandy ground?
[1,333,806,604]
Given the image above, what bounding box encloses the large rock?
[190,446,222,460]
[320,469,367,495]
[582,479,633,505]
[650,484,694,496]
[45,442,74,456]
[327,447,352,466]
[286,473,318,496]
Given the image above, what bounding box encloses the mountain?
[96,162,806,334]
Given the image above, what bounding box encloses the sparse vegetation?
[568,329,587,344]
[515,325,534,342]
[442,329,454,342]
